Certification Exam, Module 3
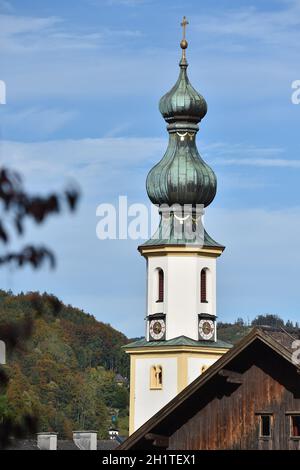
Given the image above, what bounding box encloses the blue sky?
[0,0,300,336]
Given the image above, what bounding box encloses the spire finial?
[180,16,189,61]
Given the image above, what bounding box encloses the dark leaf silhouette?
[0,167,79,268]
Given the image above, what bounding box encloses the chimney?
[73,431,97,450]
[37,433,58,450]
[0,340,5,365]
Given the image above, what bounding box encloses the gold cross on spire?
[181,16,189,40]
[180,16,189,61]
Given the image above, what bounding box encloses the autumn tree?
[0,166,79,448]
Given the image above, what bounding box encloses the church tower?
[125,17,232,435]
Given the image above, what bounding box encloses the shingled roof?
[125,335,232,350]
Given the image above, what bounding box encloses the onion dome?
[146,17,216,208]
[159,59,207,126]
[146,135,217,207]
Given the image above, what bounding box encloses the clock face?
[149,319,166,341]
[199,319,215,341]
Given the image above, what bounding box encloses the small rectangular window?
[150,365,163,390]
[290,416,300,438]
[259,415,272,438]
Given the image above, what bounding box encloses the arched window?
[201,268,207,303]
[157,269,164,302]
[150,365,163,390]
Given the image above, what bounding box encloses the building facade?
[125,18,232,435]
[120,328,300,450]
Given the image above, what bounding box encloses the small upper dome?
[159,60,207,125]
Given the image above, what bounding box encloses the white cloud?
[214,158,300,169]
[2,53,163,102]
[200,142,300,169]
[103,122,132,138]
[194,0,300,49]
[0,137,165,198]
[202,142,285,159]
[0,12,141,53]
[0,14,61,43]
[2,107,78,137]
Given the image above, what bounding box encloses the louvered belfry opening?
[201,269,207,303]
[158,269,164,302]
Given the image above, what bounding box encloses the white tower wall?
[146,254,217,341]
[130,348,225,433]
[134,356,178,431]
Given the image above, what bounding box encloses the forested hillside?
[218,314,299,344]
[0,290,129,438]
[0,288,298,440]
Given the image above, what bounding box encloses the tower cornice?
[138,244,225,259]
[125,346,230,356]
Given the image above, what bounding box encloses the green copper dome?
[141,18,224,250]
[146,50,216,208]
[146,132,216,207]
[159,59,207,125]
